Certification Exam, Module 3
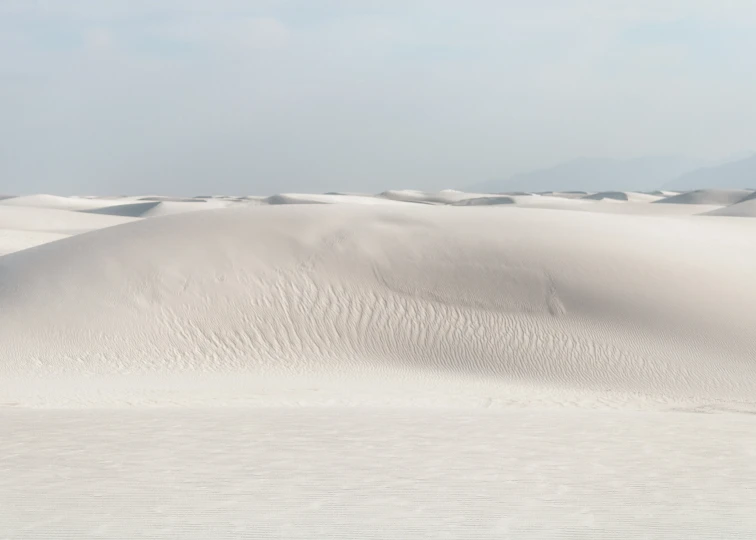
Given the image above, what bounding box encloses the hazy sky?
[2,1,756,195]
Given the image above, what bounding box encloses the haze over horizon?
[3,1,756,195]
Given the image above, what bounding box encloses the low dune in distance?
[0,194,129,211]
[653,188,754,205]
[581,191,662,202]
[83,199,231,217]
[705,197,756,217]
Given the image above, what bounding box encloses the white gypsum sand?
[1,191,755,539]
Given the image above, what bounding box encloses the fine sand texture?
[2,190,755,539]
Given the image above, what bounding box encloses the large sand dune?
[3,191,756,539]
[2,202,755,404]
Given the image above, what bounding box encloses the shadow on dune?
[81,202,164,217]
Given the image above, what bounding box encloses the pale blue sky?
[2,1,755,194]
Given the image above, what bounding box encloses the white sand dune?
[378,189,491,204]
[82,199,231,217]
[2,203,755,405]
[264,193,404,205]
[0,204,137,235]
[582,191,631,201]
[0,229,69,256]
[646,190,679,196]
[581,191,662,202]
[470,194,712,215]
[4,191,756,539]
[737,190,756,203]
[0,194,130,211]
[451,195,516,205]
[567,200,722,215]
[0,204,137,256]
[654,188,754,205]
[137,195,211,203]
[537,191,588,198]
[324,191,383,197]
[704,197,756,217]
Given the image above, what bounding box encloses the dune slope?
[0,204,137,236]
[654,188,753,205]
[0,194,129,211]
[704,197,756,217]
[452,196,516,206]
[378,189,489,204]
[1,204,755,404]
[264,193,402,205]
[82,200,229,217]
[581,191,662,202]
[0,229,69,256]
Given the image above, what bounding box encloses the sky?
[2,0,756,195]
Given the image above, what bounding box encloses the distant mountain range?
[469,157,702,193]
[471,153,755,193]
[663,154,756,191]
